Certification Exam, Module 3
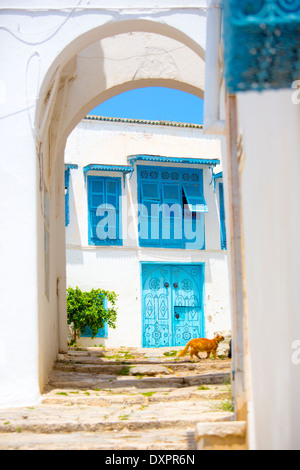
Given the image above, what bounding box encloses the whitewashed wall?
[237,89,300,450]
[65,118,231,347]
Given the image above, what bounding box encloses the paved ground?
[0,346,233,450]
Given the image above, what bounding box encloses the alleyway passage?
[0,347,233,450]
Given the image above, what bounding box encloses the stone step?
[61,347,230,363]
[47,369,231,390]
[54,359,231,376]
[0,428,198,450]
[0,347,235,450]
[195,421,247,450]
[0,402,232,435]
[41,385,230,406]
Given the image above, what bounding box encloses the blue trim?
[128,154,220,167]
[219,183,227,250]
[65,167,70,227]
[87,175,122,246]
[83,164,134,188]
[64,164,78,227]
[65,164,78,170]
[83,164,134,174]
[212,171,223,192]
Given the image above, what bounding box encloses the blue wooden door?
[141,264,205,347]
[171,265,205,346]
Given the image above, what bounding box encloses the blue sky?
[88,87,204,125]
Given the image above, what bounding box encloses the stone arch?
[36,16,205,109]
[35,19,206,188]
[33,14,208,396]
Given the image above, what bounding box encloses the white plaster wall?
[237,89,300,450]
[65,119,231,347]
[0,109,40,408]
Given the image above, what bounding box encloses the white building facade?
[65,116,231,348]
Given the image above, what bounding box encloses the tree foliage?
[67,286,118,340]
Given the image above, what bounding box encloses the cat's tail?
[177,342,191,357]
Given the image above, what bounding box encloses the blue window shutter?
[182,181,206,250]
[141,182,160,201]
[161,183,183,245]
[104,179,119,241]
[182,184,208,213]
[219,183,227,250]
[88,176,122,246]
[65,168,70,226]
[139,181,161,246]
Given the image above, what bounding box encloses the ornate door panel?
[142,265,172,347]
[141,264,205,347]
[171,265,205,346]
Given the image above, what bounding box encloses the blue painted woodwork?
[138,166,207,249]
[83,164,134,187]
[64,164,78,227]
[81,296,108,338]
[183,185,208,213]
[141,263,205,348]
[222,0,300,92]
[87,175,122,246]
[128,154,220,167]
[83,164,134,175]
[219,183,227,250]
[81,322,108,338]
[65,167,70,227]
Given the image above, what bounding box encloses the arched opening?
[63,83,230,350]
[36,23,206,189]
[88,87,204,124]
[33,16,231,407]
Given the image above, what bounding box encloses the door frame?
[140,261,206,347]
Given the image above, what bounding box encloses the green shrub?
[67,286,118,341]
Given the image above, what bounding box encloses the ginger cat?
[177,334,224,361]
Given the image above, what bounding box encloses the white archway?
[33,15,208,401]
[36,23,206,187]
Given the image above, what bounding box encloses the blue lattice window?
[87,175,122,246]
[138,166,207,249]
[219,183,227,250]
[222,0,300,92]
